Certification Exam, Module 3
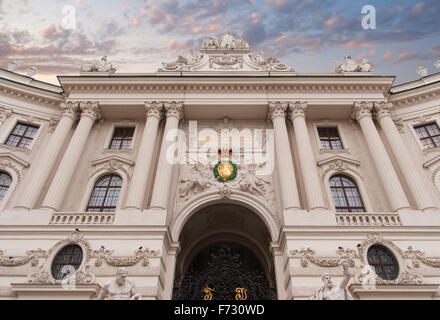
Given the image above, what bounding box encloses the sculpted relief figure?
[335,54,373,73]
[310,261,353,300]
[98,267,142,300]
[179,163,213,200]
[238,165,266,198]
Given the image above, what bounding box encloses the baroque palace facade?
[0,32,440,300]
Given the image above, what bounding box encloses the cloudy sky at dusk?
[0,0,439,85]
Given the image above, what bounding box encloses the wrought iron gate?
[173,244,276,300]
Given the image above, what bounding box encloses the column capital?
[145,101,164,120]
[288,101,308,120]
[79,101,102,122]
[164,101,184,120]
[60,102,79,120]
[373,102,393,120]
[268,101,288,120]
[352,101,374,121]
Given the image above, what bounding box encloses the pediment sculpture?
[202,31,250,50]
[335,54,373,73]
[160,31,294,72]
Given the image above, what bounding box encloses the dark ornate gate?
[173,243,277,300]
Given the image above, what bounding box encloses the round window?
[51,244,84,280]
[367,244,399,281]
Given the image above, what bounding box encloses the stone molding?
[0,232,162,285]
[289,233,427,286]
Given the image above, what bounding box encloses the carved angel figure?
[179,163,213,200]
[238,165,266,198]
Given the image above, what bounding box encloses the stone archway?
[172,204,277,300]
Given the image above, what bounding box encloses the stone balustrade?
[336,213,402,226]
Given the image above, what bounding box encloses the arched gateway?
[172,204,277,300]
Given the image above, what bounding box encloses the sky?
[0,0,439,85]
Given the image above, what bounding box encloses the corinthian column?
[42,102,102,211]
[269,102,301,211]
[374,102,438,211]
[16,102,79,209]
[288,102,326,210]
[124,102,164,210]
[352,102,410,212]
[150,102,184,210]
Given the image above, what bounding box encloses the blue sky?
[0,0,439,85]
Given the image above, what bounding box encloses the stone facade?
[0,33,439,300]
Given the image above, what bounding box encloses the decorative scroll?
[404,248,440,268]
[92,248,160,267]
[290,248,357,267]
[0,249,47,267]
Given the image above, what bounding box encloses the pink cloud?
[338,40,374,50]
[251,12,260,23]
[40,25,60,39]
[412,2,424,14]
[167,40,188,50]
[384,49,393,58]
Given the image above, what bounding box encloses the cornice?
[389,83,440,108]
[58,76,393,95]
[0,80,64,108]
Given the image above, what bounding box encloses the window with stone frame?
[329,175,365,212]
[5,122,39,150]
[109,127,135,150]
[414,123,440,150]
[318,127,343,150]
[367,244,399,281]
[51,244,84,281]
[86,174,122,212]
[0,172,12,202]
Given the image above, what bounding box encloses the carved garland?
[0,232,161,285]
[290,233,426,285]
[92,248,160,267]
[290,248,357,268]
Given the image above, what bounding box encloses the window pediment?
[90,155,134,178]
[0,152,30,181]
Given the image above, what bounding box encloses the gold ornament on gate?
[203,287,215,300]
[235,287,248,300]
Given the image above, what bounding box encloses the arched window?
[329,175,365,212]
[51,244,84,280]
[0,172,12,202]
[86,174,122,212]
[367,245,399,281]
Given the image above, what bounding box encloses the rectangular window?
[109,127,135,150]
[414,123,440,150]
[5,123,39,150]
[318,127,343,150]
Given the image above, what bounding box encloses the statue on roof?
[80,56,117,73]
[202,31,250,50]
[335,54,373,73]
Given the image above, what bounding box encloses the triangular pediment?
[423,155,440,169]
[0,152,29,168]
[91,155,134,168]
[317,155,361,168]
